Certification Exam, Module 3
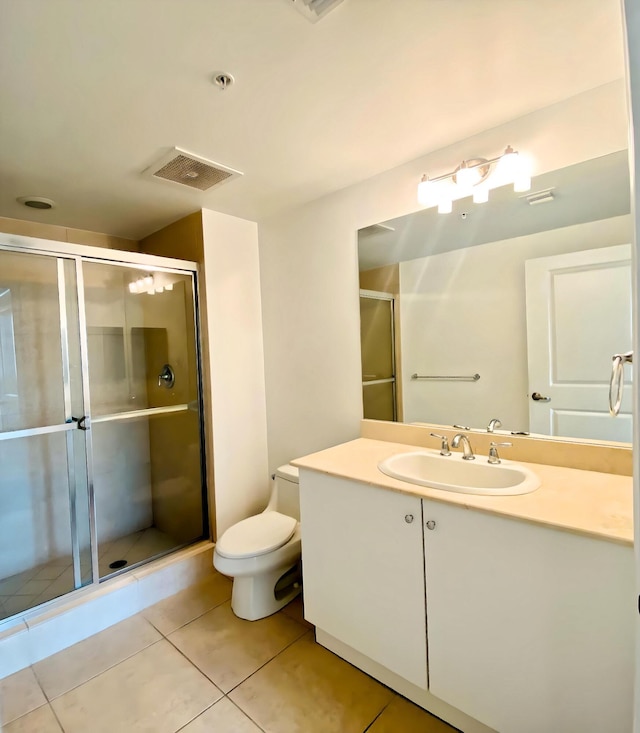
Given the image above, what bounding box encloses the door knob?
[531,392,551,402]
[426,520,436,530]
[404,514,414,524]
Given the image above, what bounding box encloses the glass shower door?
[0,249,93,621]
[82,261,206,579]
[360,291,397,421]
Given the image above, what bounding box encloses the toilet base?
[231,561,301,621]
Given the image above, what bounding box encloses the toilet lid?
[215,512,297,559]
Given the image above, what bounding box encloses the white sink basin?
[378,451,540,496]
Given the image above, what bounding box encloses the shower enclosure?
[0,238,207,622]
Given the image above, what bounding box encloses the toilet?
[213,464,301,621]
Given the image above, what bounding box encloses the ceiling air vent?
[288,0,345,22]
[145,148,243,192]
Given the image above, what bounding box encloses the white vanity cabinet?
[298,469,428,689]
[422,498,634,733]
[299,467,634,733]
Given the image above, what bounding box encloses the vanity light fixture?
[418,145,531,213]
[128,274,163,295]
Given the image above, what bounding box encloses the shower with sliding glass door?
[0,240,207,622]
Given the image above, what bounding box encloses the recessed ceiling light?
[17,196,55,210]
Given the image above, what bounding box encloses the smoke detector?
[145,148,243,192]
[287,0,346,22]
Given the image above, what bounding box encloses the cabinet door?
[300,470,427,689]
[423,499,634,733]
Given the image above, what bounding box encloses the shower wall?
[0,434,73,578]
[84,269,153,545]
[0,263,77,578]
[141,281,202,543]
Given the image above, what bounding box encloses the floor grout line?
[225,625,313,696]
[144,587,233,638]
[161,634,226,695]
[361,696,394,732]
[32,635,166,705]
[161,606,311,698]
[226,695,268,732]
[171,698,220,733]
[49,699,67,733]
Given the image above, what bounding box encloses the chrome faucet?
[452,433,475,460]
[487,418,502,433]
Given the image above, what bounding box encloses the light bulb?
[143,275,154,287]
[496,145,520,183]
[513,153,532,192]
[418,175,435,206]
[473,185,489,204]
[514,174,531,192]
[128,282,138,294]
[156,286,164,294]
[165,283,174,291]
[438,198,452,214]
[456,163,480,192]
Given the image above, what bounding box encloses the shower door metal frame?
[0,232,208,617]
[359,289,398,421]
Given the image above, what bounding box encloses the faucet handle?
[488,441,512,464]
[430,433,452,456]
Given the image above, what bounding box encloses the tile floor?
[0,570,458,732]
[0,527,177,622]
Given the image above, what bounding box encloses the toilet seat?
[215,511,297,559]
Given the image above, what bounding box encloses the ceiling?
[0,0,626,240]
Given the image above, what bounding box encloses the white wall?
[399,215,632,431]
[202,209,270,536]
[258,81,629,471]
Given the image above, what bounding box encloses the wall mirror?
[358,149,633,445]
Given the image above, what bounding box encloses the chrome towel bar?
[411,373,480,382]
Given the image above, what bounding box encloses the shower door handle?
[67,415,91,430]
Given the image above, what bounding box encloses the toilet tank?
[272,464,300,520]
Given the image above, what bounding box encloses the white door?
[525,244,632,441]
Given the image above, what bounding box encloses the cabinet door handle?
[426,520,436,530]
[404,514,414,523]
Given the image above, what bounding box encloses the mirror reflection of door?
[525,244,632,441]
[360,290,397,421]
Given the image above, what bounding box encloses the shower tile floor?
[0,573,457,732]
[0,527,177,622]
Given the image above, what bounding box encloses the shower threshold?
[0,526,178,622]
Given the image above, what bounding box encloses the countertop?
[291,438,633,547]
